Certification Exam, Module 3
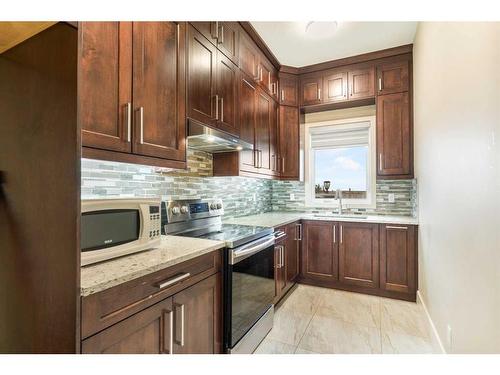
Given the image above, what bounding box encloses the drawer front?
[82,250,222,339]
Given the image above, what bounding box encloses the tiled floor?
[254,284,438,354]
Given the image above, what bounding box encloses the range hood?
[187,120,253,153]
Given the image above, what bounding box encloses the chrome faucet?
[335,189,343,215]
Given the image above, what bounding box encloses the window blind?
[310,122,370,149]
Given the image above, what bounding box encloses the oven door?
[225,235,276,350]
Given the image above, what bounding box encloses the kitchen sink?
[313,214,368,219]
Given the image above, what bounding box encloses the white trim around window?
[304,115,376,209]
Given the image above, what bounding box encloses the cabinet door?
[82,297,174,354]
[216,21,239,65]
[239,33,259,80]
[323,71,348,103]
[239,74,258,173]
[301,221,338,281]
[279,73,298,106]
[348,67,375,100]
[216,52,239,136]
[132,22,186,161]
[300,75,322,106]
[376,92,412,178]
[187,24,217,127]
[380,224,416,294]
[255,89,277,175]
[285,223,300,284]
[338,222,379,289]
[190,22,217,45]
[79,22,132,153]
[274,243,287,300]
[172,273,222,354]
[377,61,409,95]
[278,105,299,179]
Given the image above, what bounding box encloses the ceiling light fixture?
[304,21,339,38]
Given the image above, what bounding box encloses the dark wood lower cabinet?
[299,220,417,302]
[82,272,222,354]
[380,224,417,295]
[82,298,174,354]
[338,222,379,289]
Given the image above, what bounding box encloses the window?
[305,116,376,208]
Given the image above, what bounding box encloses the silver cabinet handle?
[214,21,219,40]
[174,303,185,347]
[219,25,224,44]
[296,223,302,241]
[379,153,383,171]
[333,224,336,243]
[157,272,191,289]
[281,156,285,173]
[220,96,224,122]
[318,88,321,100]
[281,89,285,102]
[378,77,383,91]
[162,309,174,354]
[253,149,258,168]
[386,226,408,230]
[281,246,285,268]
[125,102,131,142]
[214,94,219,120]
[340,225,343,243]
[138,106,144,144]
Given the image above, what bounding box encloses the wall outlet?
[447,324,453,350]
[388,193,395,203]
[289,193,295,201]
[252,193,257,202]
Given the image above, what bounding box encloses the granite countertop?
[80,235,225,297]
[224,211,419,228]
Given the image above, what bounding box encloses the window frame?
[304,115,377,209]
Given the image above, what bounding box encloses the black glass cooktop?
[176,224,273,248]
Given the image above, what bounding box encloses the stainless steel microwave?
[81,198,161,266]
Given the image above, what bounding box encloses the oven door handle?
[229,235,276,265]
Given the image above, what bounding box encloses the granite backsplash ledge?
[82,150,417,218]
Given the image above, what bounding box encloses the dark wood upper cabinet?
[380,224,417,295]
[216,52,239,136]
[239,32,260,80]
[279,72,298,106]
[301,221,338,282]
[377,92,412,178]
[187,24,217,127]
[189,22,217,45]
[300,75,322,106]
[255,89,278,175]
[323,71,348,103]
[338,222,379,289]
[132,22,186,161]
[216,22,239,65]
[82,297,174,354]
[278,105,299,180]
[172,273,222,354]
[238,73,258,173]
[377,60,409,95]
[348,67,375,100]
[79,22,132,153]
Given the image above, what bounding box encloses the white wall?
[413,22,500,353]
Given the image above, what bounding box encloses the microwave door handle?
[229,236,276,265]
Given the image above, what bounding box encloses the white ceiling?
[250,22,418,67]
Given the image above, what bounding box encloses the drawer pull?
[157,273,191,289]
[386,226,408,230]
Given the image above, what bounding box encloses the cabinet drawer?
[82,250,222,339]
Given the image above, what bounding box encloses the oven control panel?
[161,199,224,229]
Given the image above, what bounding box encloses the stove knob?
[210,203,217,210]
[180,205,189,214]
[171,207,180,215]
[216,203,222,209]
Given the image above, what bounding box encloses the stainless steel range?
[161,199,277,354]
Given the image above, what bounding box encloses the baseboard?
[417,290,447,354]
